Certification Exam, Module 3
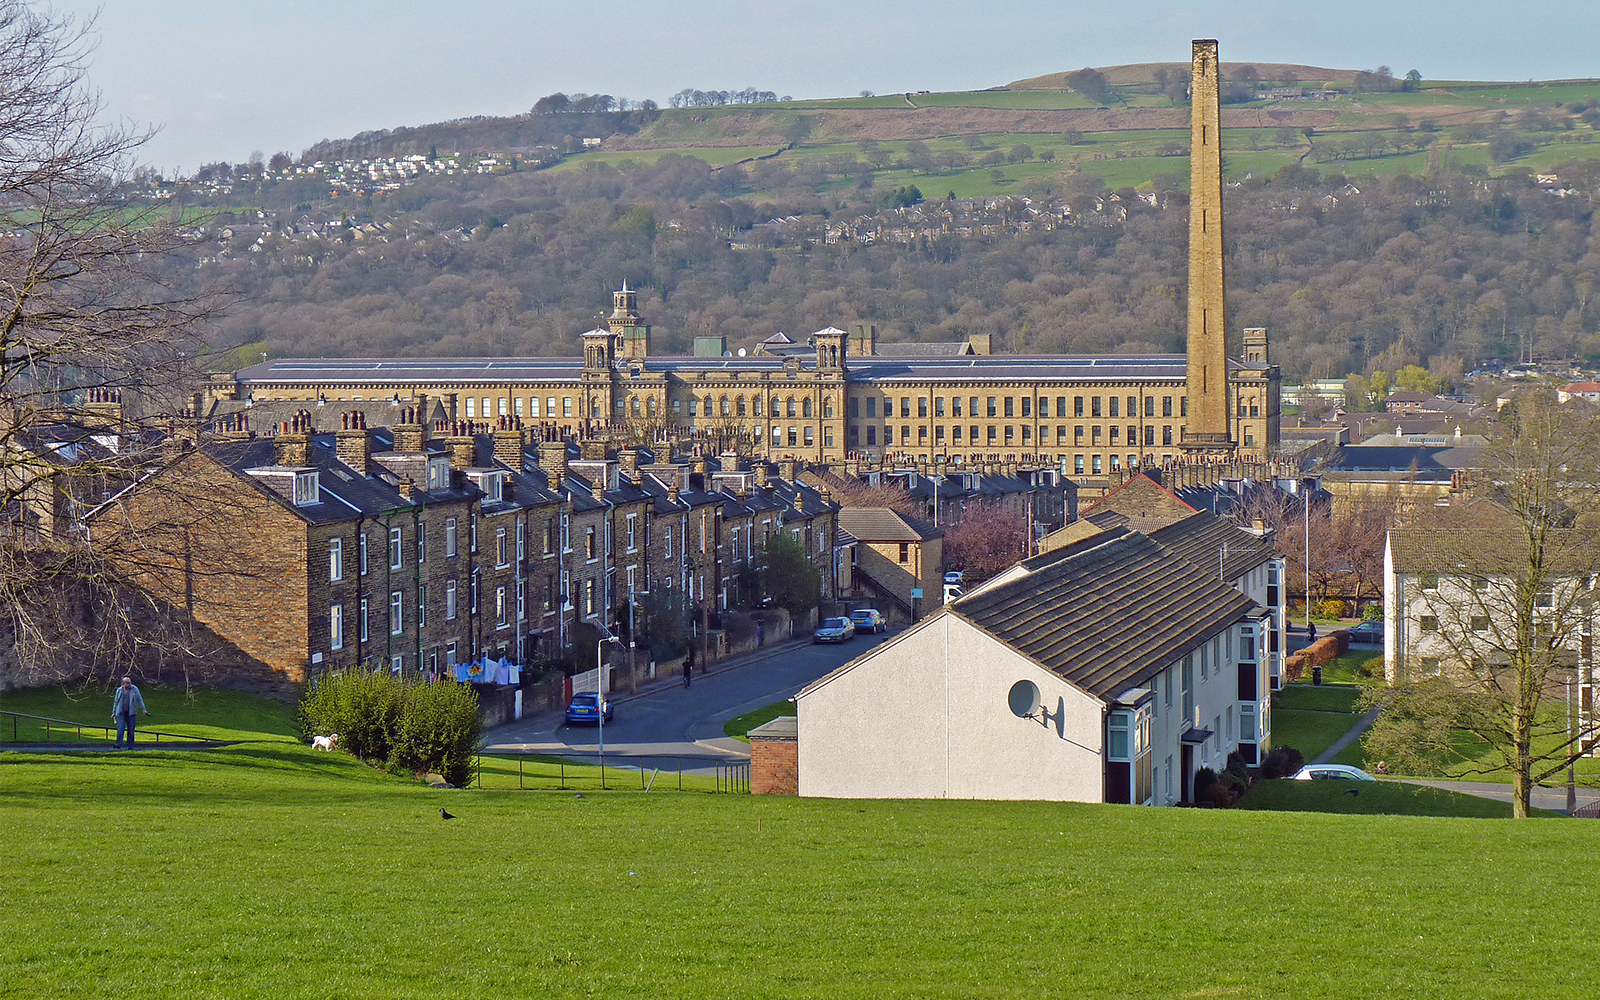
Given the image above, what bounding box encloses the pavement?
[1399,778,1600,815]
[1311,707,1380,765]
[480,624,900,770]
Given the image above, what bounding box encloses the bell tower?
[1180,38,1235,455]
[608,281,651,359]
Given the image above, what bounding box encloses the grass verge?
[722,699,796,741]
[0,683,297,744]
[2,746,1597,997]
[1239,778,1562,818]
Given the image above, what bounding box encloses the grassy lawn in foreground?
[2,745,1598,998]
[1238,778,1560,818]
[0,683,297,745]
[722,699,796,741]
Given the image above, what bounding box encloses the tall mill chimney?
[1182,39,1234,455]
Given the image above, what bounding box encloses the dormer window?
[293,470,320,506]
[427,456,449,492]
[468,470,504,502]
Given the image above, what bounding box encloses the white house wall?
[797,613,1104,801]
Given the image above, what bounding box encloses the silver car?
[813,616,856,644]
[1292,764,1377,781]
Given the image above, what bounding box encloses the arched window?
[823,398,834,418]
[720,396,730,416]
[803,398,813,418]
[786,397,796,418]
[770,395,780,415]
[629,396,641,417]
[736,396,747,417]
[753,395,763,416]
[704,395,713,416]
[646,396,658,417]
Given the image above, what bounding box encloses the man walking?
[112,676,149,749]
[682,646,693,689]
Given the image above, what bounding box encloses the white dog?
[311,733,340,751]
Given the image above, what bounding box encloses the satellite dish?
[1008,679,1040,719]
[737,348,747,357]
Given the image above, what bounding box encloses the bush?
[1192,766,1219,802]
[300,671,481,784]
[1317,599,1350,619]
[389,678,482,787]
[1361,603,1382,622]
[1224,750,1251,784]
[299,669,404,762]
[1259,745,1306,780]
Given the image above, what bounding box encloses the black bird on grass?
[440,808,456,819]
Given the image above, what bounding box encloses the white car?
[1292,764,1377,782]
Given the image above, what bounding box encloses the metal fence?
[1,710,214,747]
[474,749,749,793]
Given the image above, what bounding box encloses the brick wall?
[751,734,798,795]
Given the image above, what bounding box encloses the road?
[481,626,899,767]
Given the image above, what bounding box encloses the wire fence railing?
[1,710,215,747]
[474,749,749,793]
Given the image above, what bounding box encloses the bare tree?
[0,2,222,683]
[1367,392,1600,817]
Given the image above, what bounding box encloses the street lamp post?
[597,631,621,786]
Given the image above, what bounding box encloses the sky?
[52,0,1600,173]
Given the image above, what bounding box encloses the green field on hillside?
[5,716,1600,997]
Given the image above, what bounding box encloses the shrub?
[1259,745,1306,779]
[300,671,481,784]
[1361,603,1382,622]
[300,669,404,762]
[1192,766,1220,804]
[389,679,481,787]
[1224,750,1250,784]
[1317,599,1349,619]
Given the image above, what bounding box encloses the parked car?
[943,570,965,585]
[565,692,613,725]
[1347,621,1384,645]
[813,616,856,643]
[850,608,887,633]
[943,584,965,603]
[1292,764,1377,781]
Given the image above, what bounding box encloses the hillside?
[1010,61,1362,89]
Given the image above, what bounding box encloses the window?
[1181,396,1188,417]
[1091,396,1101,418]
[446,580,458,620]
[517,520,525,561]
[389,591,404,635]
[1091,454,1102,474]
[1004,397,1014,419]
[1420,572,1439,591]
[866,397,876,418]
[934,396,945,417]
[447,642,457,666]
[1108,396,1119,418]
[1421,657,1442,677]
[1162,668,1172,707]
[585,526,596,561]
[1144,397,1155,418]
[1163,396,1173,418]
[918,397,928,418]
[1163,426,1173,446]
[1144,426,1156,447]
[1226,706,1233,742]
[389,527,403,570]
[417,585,426,627]
[664,526,673,560]
[517,581,525,621]
[496,527,508,567]
[1420,615,1439,632]
[562,397,572,418]
[1073,455,1084,475]
[391,655,403,675]
[898,542,909,564]
[446,518,459,557]
[471,571,480,614]
[466,397,476,418]
[328,538,343,582]
[987,397,997,418]
[359,598,369,642]
[584,578,595,617]
[626,513,637,551]
[1471,615,1490,631]
[470,516,478,553]
[496,586,508,627]
[330,605,344,651]
[1240,704,1257,741]
[358,533,368,575]
[1537,590,1553,608]
[848,397,859,417]
[1074,396,1084,417]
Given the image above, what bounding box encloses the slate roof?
[836,507,943,542]
[951,525,1258,700]
[1146,510,1275,581]
[873,341,972,357]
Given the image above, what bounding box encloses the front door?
[1180,744,1195,804]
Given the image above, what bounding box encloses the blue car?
[565,692,613,724]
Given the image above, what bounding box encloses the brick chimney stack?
[779,456,798,482]
[539,440,569,491]
[618,448,640,484]
[492,415,524,470]
[273,410,313,466]
[335,411,372,475]
[445,420,477,470]
[394,405,426,453]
